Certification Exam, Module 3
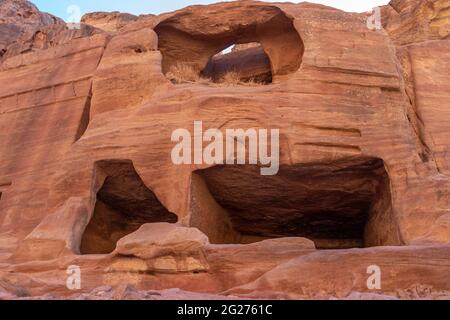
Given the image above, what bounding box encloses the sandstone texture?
[0,0,449,300]
[0,0,61,56]
[81,12,140,33]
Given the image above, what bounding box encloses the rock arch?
[155,3,304,83]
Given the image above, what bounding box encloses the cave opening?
[190,158,398,249]
[155,4,304,85]
[201,42,273,84]
[80,160,178,254]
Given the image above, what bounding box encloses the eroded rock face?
[81,12,139,33]
[0,0,62,54]
[382,0,450,45]
[0,0,449,300]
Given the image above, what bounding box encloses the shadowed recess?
[74,88,92,142]
[191,158,397,249]
[80,160,178,254]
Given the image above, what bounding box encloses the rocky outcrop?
[383,0,450,45]
[81,12,139,33]
[0,0,103,60]
[0,0,62,56]
[0,0,449,300]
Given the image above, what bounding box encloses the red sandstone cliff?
[0,0,449,300]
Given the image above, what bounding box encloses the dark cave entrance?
[80,160,178,254]
[190,158,398,249]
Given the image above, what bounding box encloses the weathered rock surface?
[81,12,139,33]
[0,0,449,300]
[0,0,62,56]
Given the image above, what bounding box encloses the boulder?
[111,223,209,273]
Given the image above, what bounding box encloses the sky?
[30,1,390,22]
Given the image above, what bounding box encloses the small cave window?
[164,42,273,85]
[80,160,178,254]
[190,158,399,249]
[200,42,273,85]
